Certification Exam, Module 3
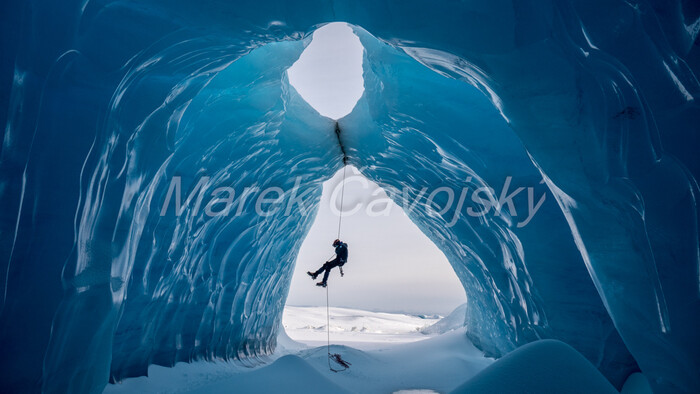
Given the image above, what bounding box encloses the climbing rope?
[324,123,351,373]
[326,163,350,373]
[325,282,350,372]
[336,164,347,239]
[326,273,350,372]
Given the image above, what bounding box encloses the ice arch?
[0,1,698,394]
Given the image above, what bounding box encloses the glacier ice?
[1,1,699,393]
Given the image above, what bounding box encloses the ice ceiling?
[0,1,698,393]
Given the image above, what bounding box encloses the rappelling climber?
[307,239,348,287]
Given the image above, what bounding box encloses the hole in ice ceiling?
[284,166,467,349]
[287,22,365,120]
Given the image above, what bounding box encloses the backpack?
[337,242,348,265]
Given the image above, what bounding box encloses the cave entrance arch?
[283,165,466,348]
[88,19,627,386]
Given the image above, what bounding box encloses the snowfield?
[282,306,445,350]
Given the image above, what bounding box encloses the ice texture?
[1,1,698,393]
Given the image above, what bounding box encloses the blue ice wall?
[343,3,700,392]
[342,26,638,385]
[1,1,698,393]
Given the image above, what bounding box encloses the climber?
[307,239,348,287]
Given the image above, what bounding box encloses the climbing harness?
[326,125,350,372]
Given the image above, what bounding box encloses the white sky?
[285,23,466,315]
[287,22,364,119]
[286,167,466,315]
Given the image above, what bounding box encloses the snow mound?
[105,355,351,394]
[200,355,351,394]
[450,340,618,394]
[297,328,493,393]
[620,373,653,394]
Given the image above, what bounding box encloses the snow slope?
[420,303,467,335]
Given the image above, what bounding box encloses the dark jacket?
[335,242,348,263]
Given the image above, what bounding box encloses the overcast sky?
[286,167,466,315]
[285,23,466,315]
[287,22,364,119]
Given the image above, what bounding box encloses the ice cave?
[0,1,699,393]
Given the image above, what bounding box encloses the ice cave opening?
[283,165,467,348]
[287,22,365,120]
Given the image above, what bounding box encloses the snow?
[450,340,620,394]
[420,303,467,335]
[104,307,635,394]
[105,308,493,394]
[282,306,442,350]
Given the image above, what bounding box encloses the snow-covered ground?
[104,306,491,394]
[103,304,651,393]
[282,306,443,350]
